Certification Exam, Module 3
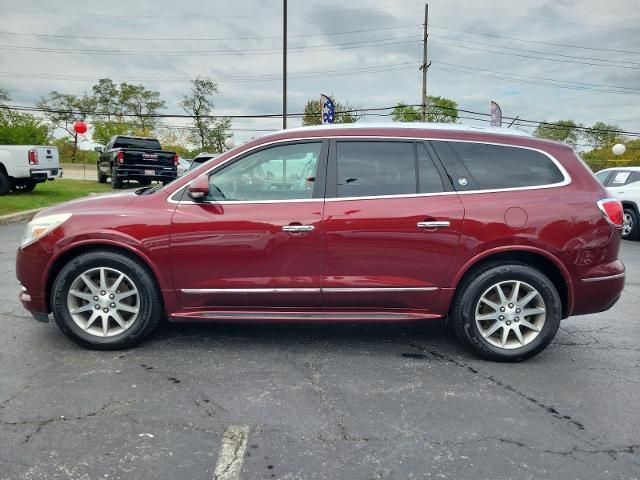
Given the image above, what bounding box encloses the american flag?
[321,94,335,124]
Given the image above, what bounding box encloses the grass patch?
[0,179,114,216]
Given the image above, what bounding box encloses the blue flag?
[320,94,335,124]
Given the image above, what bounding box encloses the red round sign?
[73,121,88,134]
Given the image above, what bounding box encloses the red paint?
[16,126,625,323]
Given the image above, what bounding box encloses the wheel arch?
[621,200,639,216]
[46,242,167,313]
[451,248,572,318]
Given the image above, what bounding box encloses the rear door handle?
[282,225,315,233]
[417,221,450,229]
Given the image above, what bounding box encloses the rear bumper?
[572,262,626,316]
[30,168,62,182]
[115,167,177,180]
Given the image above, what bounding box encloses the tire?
[138,178,151,186]
[0,170,10,196]
[51,250,163,350]
[622,208,640,241]
[97,165,107,184]
[111,167,122,189]
[450,263,561,362]
[11,179,36,193]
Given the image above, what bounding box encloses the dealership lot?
[1,220,639,479]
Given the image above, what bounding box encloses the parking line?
[213,425,250,480]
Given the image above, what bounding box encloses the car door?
[321,139,464,312]
[170,140,328,309]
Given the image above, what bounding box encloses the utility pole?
[283,0,287,129]
[420,3,431,122]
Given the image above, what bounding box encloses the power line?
[0,24,421,42]
[430,24,640,56]
[4,102,639,138]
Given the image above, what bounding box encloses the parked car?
[594,166,640,240]
[16,124,625,361]
[96,135,178,189]
[0,145,61,195]
[188,152,219,173]
[177,157,192,177]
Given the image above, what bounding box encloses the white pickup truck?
[595,166,640,240]
[0,145,62,195]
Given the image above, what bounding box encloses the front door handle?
[417,221,450,229]
[282,225,315,233]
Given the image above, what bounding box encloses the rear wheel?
[111,167,122,189]
[450,263,561,362]
[51,250,162,350]
[0,171,10,196]
[622,208,639,240]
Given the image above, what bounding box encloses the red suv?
[16,125,625,361]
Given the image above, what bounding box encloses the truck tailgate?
[35,147,59,168]
[124,149,175,166]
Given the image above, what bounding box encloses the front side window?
[207,142,322,201]
[434,141,565,190]
[336,141,417,197]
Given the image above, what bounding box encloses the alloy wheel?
[623,212,633,237]
[66,267,140,337]
[474,280,546,349]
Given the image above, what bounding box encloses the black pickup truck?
[97,136,178,189]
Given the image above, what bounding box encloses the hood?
[35,190,140,218]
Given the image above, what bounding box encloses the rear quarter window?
[433,141,565,190]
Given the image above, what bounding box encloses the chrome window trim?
[581,272,626,283]
[181,287,438,294]
[168,136,571,205]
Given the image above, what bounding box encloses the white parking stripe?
[213,425,250,480]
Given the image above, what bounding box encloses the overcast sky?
[0,0,639,147]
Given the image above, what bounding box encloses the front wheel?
[51,250,163,349]
[450,264,561,362]
[622,208,639,240]
[97,165,107,184]
[0,171,10,196]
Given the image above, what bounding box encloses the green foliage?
[581,139,640,171]
[118,82,165,132]
[0,87,9,104]
[51,138,98,164]
[205,117,233,153]
[302,98,359,126]
[0,109,49,145]
[391,96,459,123]
[533,120,581,146]
[92,121,134,146]
[391,103,421,122]
[582,121,623,148]
[180,76,220,150]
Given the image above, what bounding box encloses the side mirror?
[94,146,103,153]
[187,175,210,201]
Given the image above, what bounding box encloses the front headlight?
[21,213,72,246]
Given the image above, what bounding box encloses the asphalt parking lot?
[0,220,639,480]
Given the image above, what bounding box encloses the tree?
[302,98,359,126]
[158,128,193,158]
[391,103,421,122]
[0,109,49,144]
[391,96,459,123]
[533,120,581,146]
[583,121,623,148]
[36,92,95,162]
[119,82,165,132]
[180,77,218,150]
[0,87,9,105]
[205,117,233,153]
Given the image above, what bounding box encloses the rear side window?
[418,144,444,193]
[336,141,416,197]
[433,141,565,190]
[113,137,162,150]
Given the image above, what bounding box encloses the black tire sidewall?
[453,264,561,361]
[622,208,639,240]
[0,171,10,196]
[51,251,161,349]
[111,167,121,189]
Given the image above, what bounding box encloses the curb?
[0,208,41,226]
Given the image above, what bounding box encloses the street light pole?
[283,0,287,129]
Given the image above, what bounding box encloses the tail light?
[28,149,38,165]
[597,198,623,227]
[173,153,179,167]
[117,151,124,165]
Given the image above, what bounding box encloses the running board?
[170,311,441,322]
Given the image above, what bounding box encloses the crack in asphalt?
[404,342,586,431]
[0,401,129,444]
